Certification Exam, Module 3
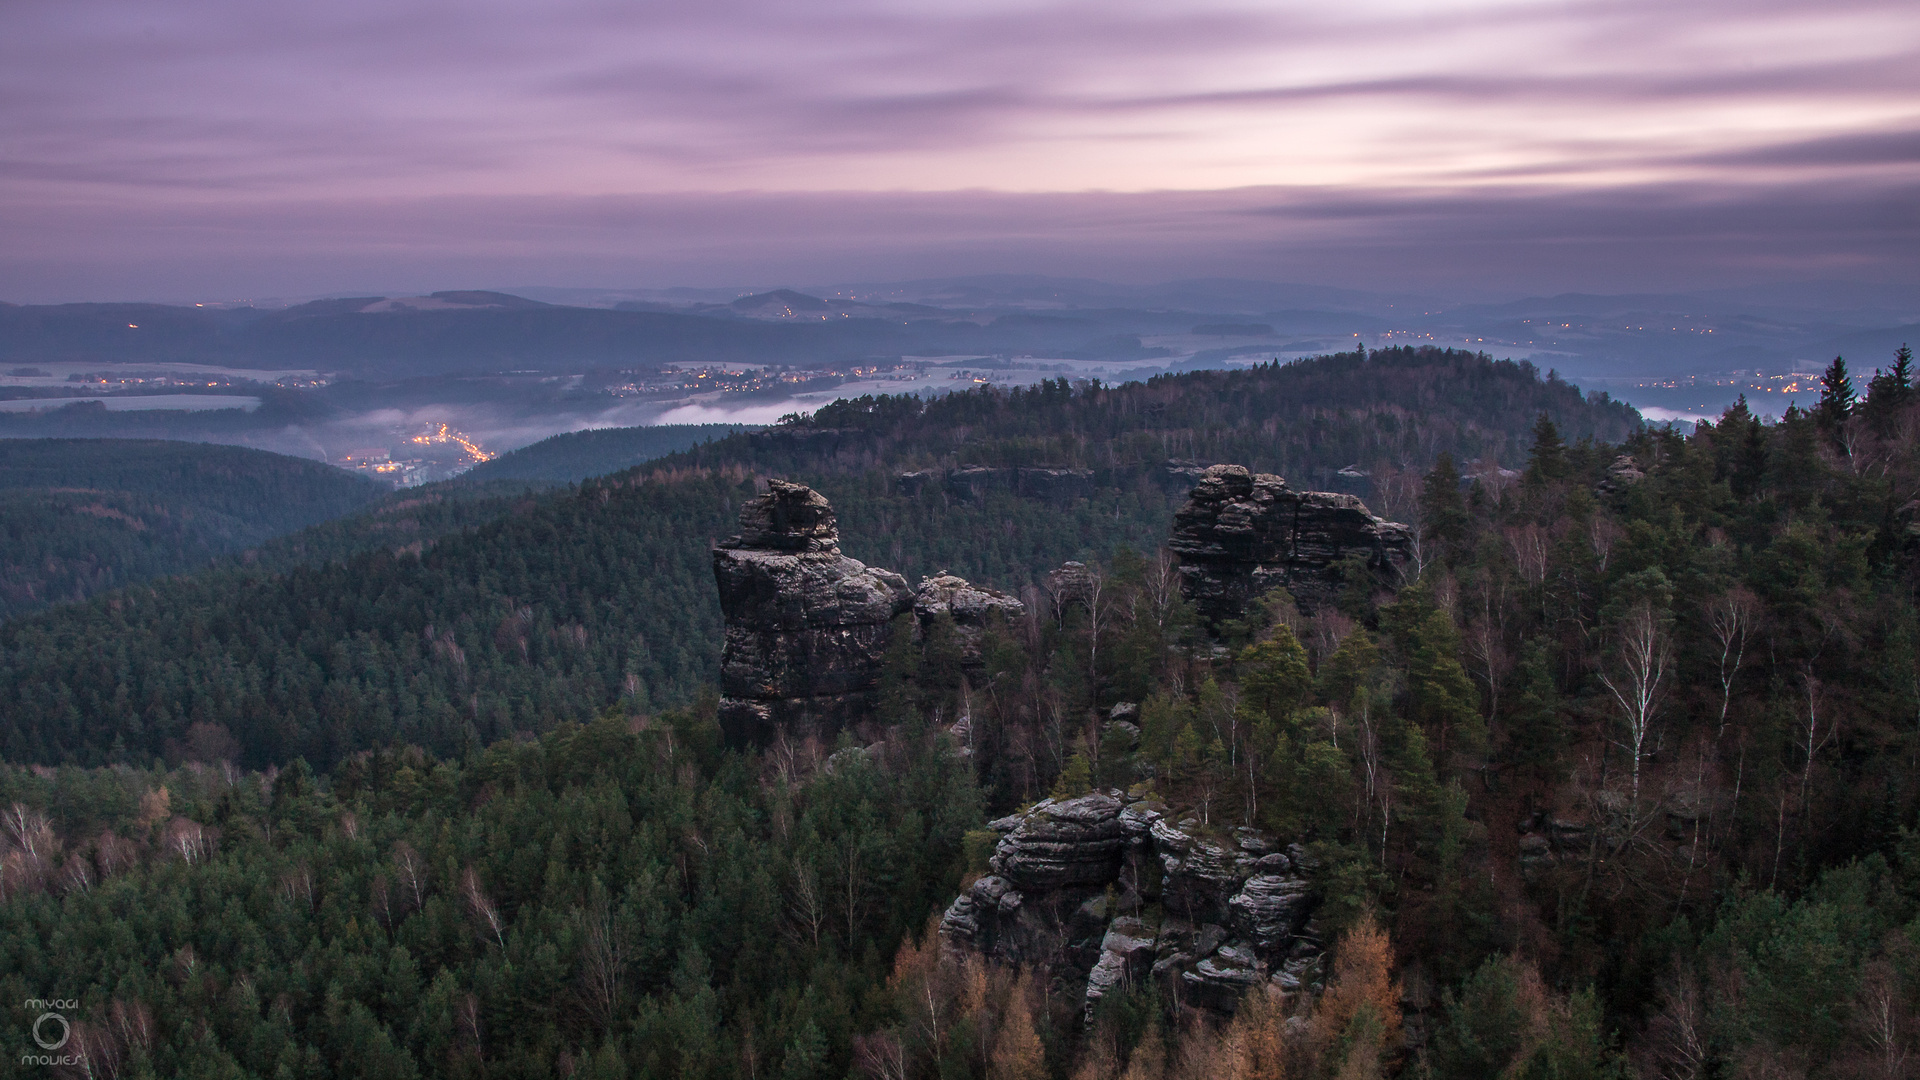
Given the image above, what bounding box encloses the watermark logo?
[32,1013,69,1050]
[22,998,80,1068]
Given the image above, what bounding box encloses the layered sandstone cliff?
[1168,464,1412,622]
[941,791,1322,1021]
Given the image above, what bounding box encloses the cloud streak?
[4,180,1914,302]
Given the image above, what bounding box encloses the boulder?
[1152,816,1246,925]
[1167,464,1412,621]
[1183,941,1264,1012]
[1229,873,1313,951]
[1084,917,1158,1023]
[1046,561,1097,611]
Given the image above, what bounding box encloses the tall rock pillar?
[712,480,914,743]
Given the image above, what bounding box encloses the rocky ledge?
[1168,464,1412,622]
[940,790,1322,1022]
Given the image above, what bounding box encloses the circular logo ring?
[32,1012,69,1050]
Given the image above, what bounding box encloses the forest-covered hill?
[0,349,1632,769]
[0,439,382,620]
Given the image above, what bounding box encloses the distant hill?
[731,288,831,315]
[0,439,381,619]
[461,423,755,485]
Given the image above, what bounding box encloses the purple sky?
[4,0,1918,303]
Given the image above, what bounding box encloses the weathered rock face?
[941,791,1321,1023]
[1168,464,1412,622]
[713,481,914,743]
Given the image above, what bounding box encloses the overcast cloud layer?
[4,0,1918,301]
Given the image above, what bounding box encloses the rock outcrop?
[713,480,913,743]
[913,573,1026,665]
[893,465,1097,503]
[941,791,1322,1022]
[1167,464,1412,622]
[1597,454,1646,494]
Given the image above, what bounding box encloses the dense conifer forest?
[4,345,1916,1078]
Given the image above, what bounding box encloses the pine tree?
[1239,627,1312,722]
[1817,355,1856,430]
[780,1020,827,1080]
[1052,752,1092,799]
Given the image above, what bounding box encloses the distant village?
[334,422,494,487]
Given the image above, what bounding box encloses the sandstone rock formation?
[713,481,1024,743]
[941,790,1322,1022]
[1167,464,1412,622]
[713,480,913,743]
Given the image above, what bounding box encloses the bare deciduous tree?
[393,840,428,912]
[1639,969,1709,1080]
[461,866,505,948]
[786,860,828,949]
[1704,587,1760,739]
[1598,600,1672,809]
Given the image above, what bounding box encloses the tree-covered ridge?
[234,481,547,575]
[0,351,1633,771]
[0,439,381,620]
[746,347,1640,485]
